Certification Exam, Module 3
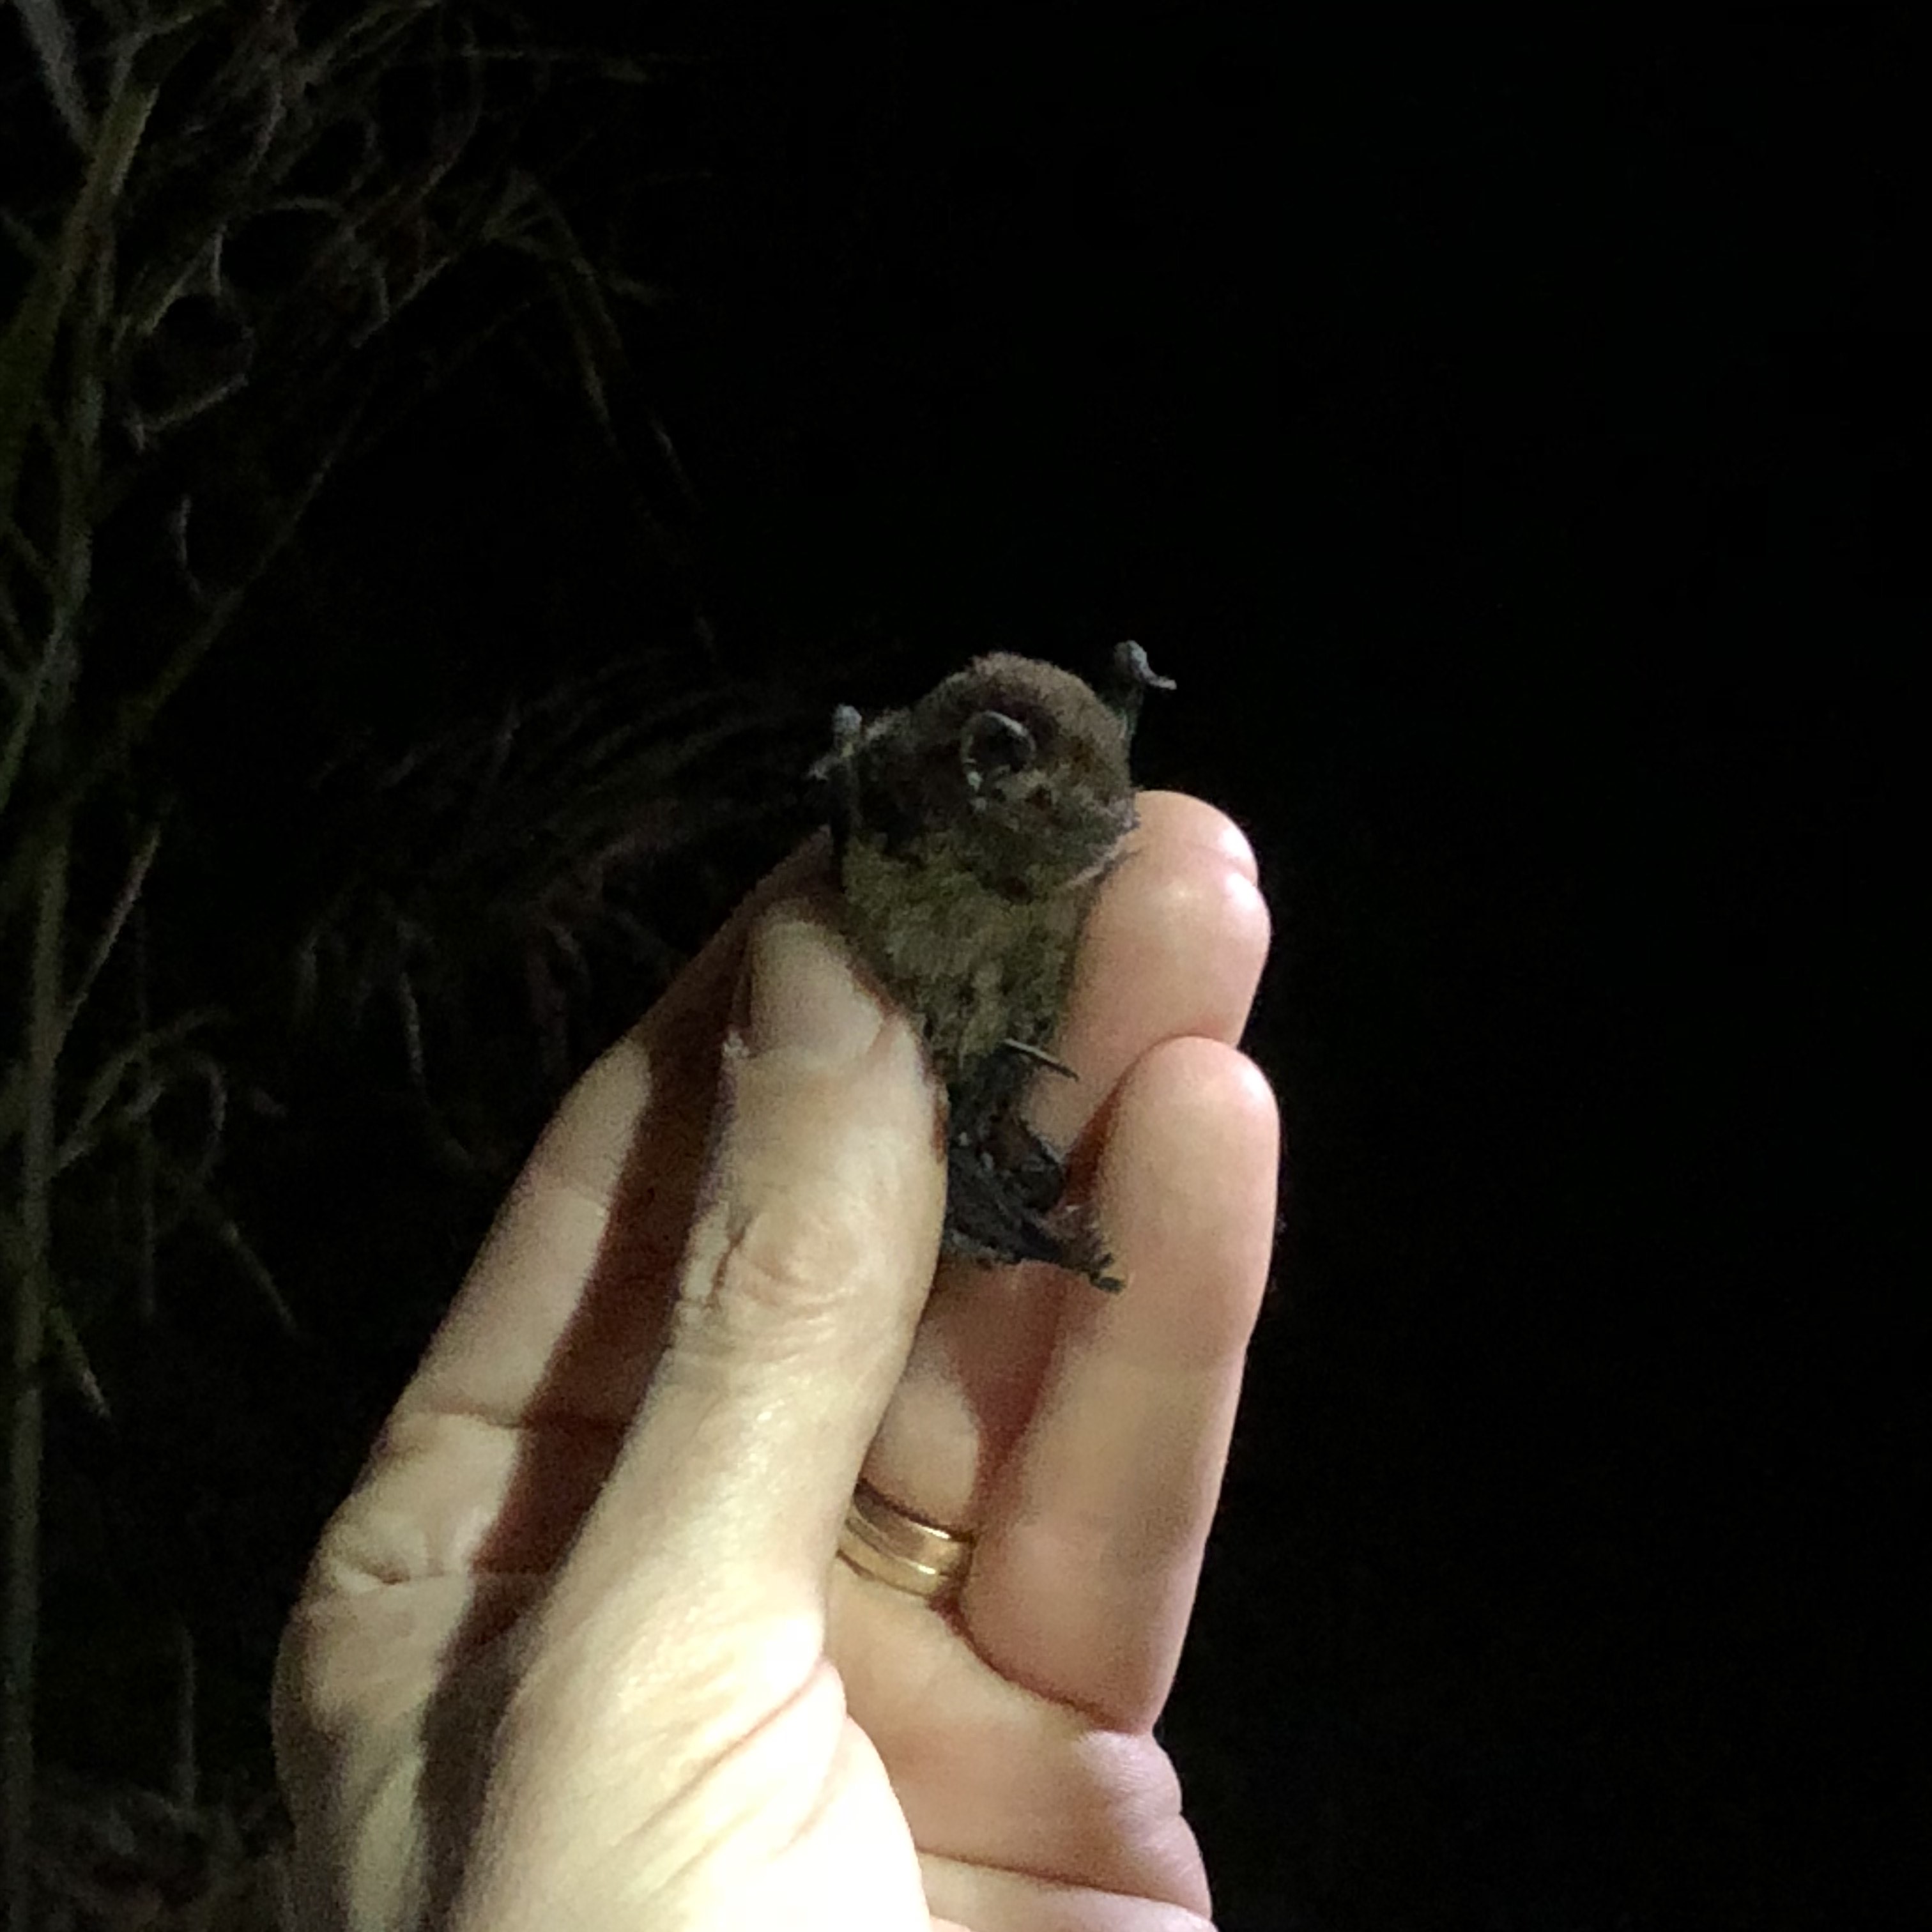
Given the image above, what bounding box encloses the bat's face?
[839,654,1138,898]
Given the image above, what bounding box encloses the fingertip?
[1036,826,1269,1147]
[1134,790,1262,884]
[1092,1037,1279,1353]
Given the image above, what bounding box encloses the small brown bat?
[813,641,1173,1289]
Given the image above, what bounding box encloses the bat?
[813,641,1172,1289]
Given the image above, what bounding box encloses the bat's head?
[836,654,1147,895]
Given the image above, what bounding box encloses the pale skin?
[273,790,1277,1931]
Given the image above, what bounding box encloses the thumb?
[555,898,945,1633]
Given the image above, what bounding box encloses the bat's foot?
[1045,1201,1123,1292]
[942,1049,1119,1290]
[940,1183,1122,1292]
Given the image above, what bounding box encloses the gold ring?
[837,1478,975,1602]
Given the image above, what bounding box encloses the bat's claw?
[996,1038,1078,1080]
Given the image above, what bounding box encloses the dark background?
[29,13,1919,1929]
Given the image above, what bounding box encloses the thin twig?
[0,631,63,829]
[4,822,67,1931]
[56,819,165,1049]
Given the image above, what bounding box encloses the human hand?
[272,790,1276,1931]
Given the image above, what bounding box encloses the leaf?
[56,818,165,1045]
[0,63,161,534]
[50,1020,222,1176]
[153,1151,296,1335]
[45,1300,110,1421]
[12,0,93,151]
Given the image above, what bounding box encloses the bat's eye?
[960,709,1036,790]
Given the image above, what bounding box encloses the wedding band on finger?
[837,1478,976,1602]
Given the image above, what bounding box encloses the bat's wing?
[941,1108,1122,1291]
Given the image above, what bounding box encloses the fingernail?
[740,904,884,1064]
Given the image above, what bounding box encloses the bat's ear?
[1103,639,1176,746]
[959,709,1036,792]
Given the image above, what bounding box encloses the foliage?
[1,5,795,1920]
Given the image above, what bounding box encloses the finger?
[1034,790,1266,1147]
[967,1037,1278,1725]
[862,792,1271,1518]
[543,900,946,1652]
[395,838,831,1435]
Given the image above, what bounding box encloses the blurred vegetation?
[1,4,832,1920]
